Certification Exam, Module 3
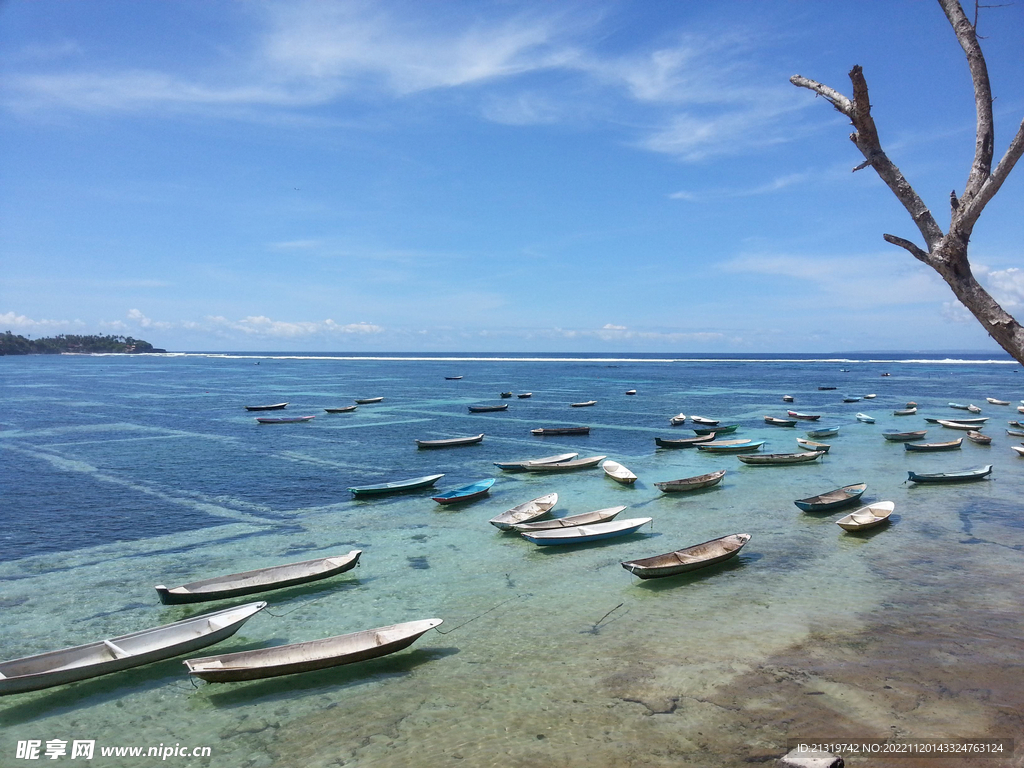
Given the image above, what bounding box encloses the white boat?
[156,551,361,604]
[0,602,266,696]
[856,413,875,423]
[570,400,597,407]
[796,437,831,453]
[415,433,484,449]
[602,460,637,484]
[937,419,977,431]
[836,501,895,531]
[520,517,652,545]
[987,398,1010,405]
[523,455,606,472]
[863,394,876,399]
[493,453,577,471]
[669,413,687,425]
[512,506,625,532]
[489,493,558,530]
[690,416,719,426]
[185,619,442,683]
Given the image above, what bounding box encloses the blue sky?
[2,0,1022,353]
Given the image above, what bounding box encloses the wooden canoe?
[156,551,362,604]
[500,391,513,398]
[654,470,726,492]
[523,455,606,472]
[489,493,558,530]
[625,390,637,395]
[520,517,652,545]
[690,416,720,426]
[764,416,797,427]
[493,452,577,471]
[805,426,839,438]
[905,438,962,452]
[907,465,993,483]
[967,404,982,413]
[787,411,821,420]
[416,433,484,449]
[185,618,442,683]
[531,426,590,436]
[796,437,831,453]
[467,404,508,412]
[570,400,597,407]
[1012,446,1024,456]
[655,435,715,448]
[669,413,687,425]
[794,482,867,512]
[966,431,991,445]
[949,403,970,410]
[354,397,384,404]
[693,424,738,435]
[0,602,266,696]
[602,460,637,484]
[512,506,625,532]
[517,392,533,398]
[856,413,875,423]
[926,416,988,424]
[348,473,445,496]
[432,478,495,504]
[1008,421,1024,429]
[863,394,877,399]
[621,533,750,579]
[817,386,837,390]
[245,402,288,411]
[782,395,795,402]
[256,415,314,424]
[1007,428,1024,437]
[937,419,976,430]
[738,451,824,465]
[893,408,917,416]
[324,405,357,413]
[986,398,1010,405]
[882,430,927,441]
[445,376,463,380]
[697,439,765,453]
[842,396,861,403]
[837,501,894,531]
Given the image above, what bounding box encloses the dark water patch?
[80,601,151,623]
[410,534,430,542]
[0,595,30,607]
[407,556,430,570]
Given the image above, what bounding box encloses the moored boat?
[818,386,837,390]
[842,396,861,403]
[925,416,988,424]
[787,411,821,421]
[893,407,917,416]
[523,455,606,472]
[966,431,991,445]
[355,397,384,404]
[669,413,687,425]
[570,400,597,407]
[794,482,867,512]
[882,430,927,441]
[936,419,976,430]
[764,416,797,427]
[805,426,840,438]
[602,460,638,484]
[949,402,970,410]
[693,424,739,435]
[531,426,590,436]
[863,394,876,399]
[796,437,831,453]
[654,470,726,492]
[520,517,653,546]
[185,618,442,683]
[690,416,720,425]
[1007,428,1024,437]
[500,391,513,398]
[0,602,267,696]
[348,473,445,496]
[494,452,577,471]
[696,439,765,453]
[468,404,509,412]
[256,415,315,424]
[905,438,963,452]
[415,433,485,449]
[517,392,533,398]
[655,435,715,448]
[621,533,750,579]
[907,465,993,483]
[625,390,637,395]
[156,551,362,604]
[245,402,288,411]
[489,493,558,530]
[856,413,875,423]
[987,397,1010,405]
[837,501,894,531]
[967,404,982,413]
[782,395,794,402]
[1012,446,1024,456]
[512,506,625,532]
[737,451,825,465]
[324,405,357,413]
[445,376,463,380]
[432,478,495,504]
[1008,421,1024,429]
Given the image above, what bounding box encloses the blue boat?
[432,478,496,505]
[520,517,653,545]
[907,465,992,484]
[805,426,840,438]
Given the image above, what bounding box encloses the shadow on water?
[199,646,460,706]
[622,556,750,592]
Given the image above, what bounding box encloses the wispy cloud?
[0,311,87,333]
[206,315,383,338]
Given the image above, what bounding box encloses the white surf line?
[39,433,195,448]
[6,445,284,525]
[1,422,246,447]
[275,451,383,471]
[308,417,435,431]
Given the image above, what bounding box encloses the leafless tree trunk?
[791,0,1024,364]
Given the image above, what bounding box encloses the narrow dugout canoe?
[764,416,797,427]
[737,451,825,464]
[531,426,590,436]
[354,397,384,404]
[467,404,508,412]
[348,473,445,496]
[907,465,993,483]
[655,435,715,448]
[788,411,821,420]
[621,533,750,579]
[697,440,765,453]
[904,438,962,452]
[882,430,927,441]
[493,452,577,471]
[512,506,625,532]
[520,517,652,545]
[796,437,831,453]
[432,478,495,504]
[794,483,867,512]
[245,402,288,411]
[522,455,606,472]
[256,415,314,424]
[324,405,357,413]
[654,470,726,492]
[415,433,484,449]
[489,493,558,530]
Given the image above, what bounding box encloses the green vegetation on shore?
[0,332,165,355]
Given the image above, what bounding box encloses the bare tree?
[791,0,1024,364]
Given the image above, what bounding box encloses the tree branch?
[959,115,1024,227]
[789,75,852,116]
[883,234,934,265]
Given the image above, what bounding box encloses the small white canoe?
[415,433,484,449]
[0,602,267,696]
[669,413,687,425]
[520,517,652,545]
[987,398,1010,405]
[836,501,894,531]
[796,437,831,453]
[856,413,875,423]
[512,506,625,532]
[185,618,442,683]
[489,493,558,530]
[493,452,577,471]
[523,455,606,472]
[570,400,598,407]
[602,460,637,484]
[690,416,720,425]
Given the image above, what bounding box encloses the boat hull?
[794,483,867,512]
[907,465,993,483]
[654,470,726,492]
[621,533,750,579]
[521,517,652,545]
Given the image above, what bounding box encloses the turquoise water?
[2,353,1023,767]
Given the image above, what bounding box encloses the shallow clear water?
[2,353,1023,767]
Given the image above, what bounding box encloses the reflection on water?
[1,354,1022,766]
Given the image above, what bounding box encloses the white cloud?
[976,266,1024,309]
[207,315,383,338]
[0,311,87,332]
[602,323,627,330]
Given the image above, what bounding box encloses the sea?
[2,351,1023,767]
